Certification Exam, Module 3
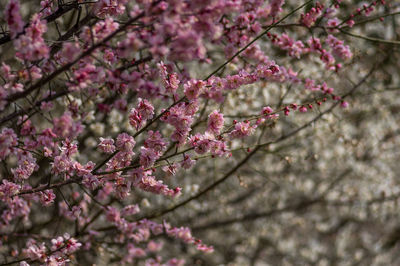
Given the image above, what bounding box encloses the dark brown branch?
[0,89,69,125]
[16,177,80,196]
[49,14,96,57]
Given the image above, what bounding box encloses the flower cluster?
[129,98,155,130]
[4,0,24,38]
[300,2,324,27]
[22,234,81,264]
[164,222,214,253]
[98,137,116,153]
[0,128,17,159]
[129,167,181,197]
[14,14,49,61]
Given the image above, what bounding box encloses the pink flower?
[80,17,119,43]
[147,240,163,252]
[165,225,193,243]
[229,121,256,139]
[98,137,116,153]
[129,108,142,130]
[60,139,78,157]
[144,130,168,153]
[1,63,16,81]
[23,239,46,261]
[129,99,154,130]
[308,38,322,51]
[114,98,127,112]
[162,163,179,176]
[12,153,36,181]
[320,50,336,69]
[116,133,136,152]
[210,140,228,157]
[140,147,159,168]
[189,133,212,154]
[167,73,180,93]
[104,49,117,64]
[0,128,17,159]
[256,64,280,79]
[304,78,319,91]
[14,14,49,61]
[40,101,54,112]
[300,2,323,27]
[20,119,35,136]
[225,75,245,90]
[169,30,206,61]
[4,82,23,94]
[163,222,213,253]
[4,0,24,39]
[137,175,181,197]
[262,106,274,115]
[94,0,127,17]
[60,41,81,63]
[51,236,64,251]
[346,19,355,27]
[71,206,81,219]
[269,0,285,17]
[128,167,151,185]
[299,106,308,113]
[158,61,180,93]
[207,110,224,135]
[53,112,84,139]
[171,128,190,144]
[161,103,195,145]
[158,61,168,80]
[165,258,186,266]
[138,81,160,99]
[40,0,53,16]
[52,155,71,174]
[181,155,196,169]
[39,190,56,206]
[126,243,146,259]
[121,204,140,217]
[68,63,101,91]
[106,206,121,223]
[73,161,95,177]
[326,35,352,60]
[184,79,205,100]
[64,235,82,253]
[327,18,340,32]
[137,98,155,121]
[82,174,100,190]
[196,243,214,253]
[0,180,20,200]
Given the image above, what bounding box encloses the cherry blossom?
[0,0,396,264]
